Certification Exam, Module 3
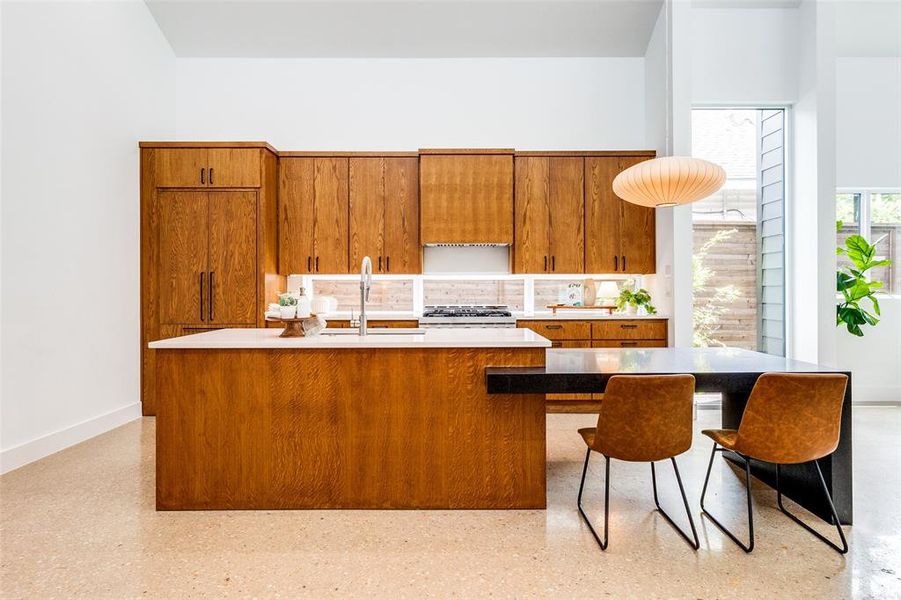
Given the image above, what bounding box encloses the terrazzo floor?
[1,407,899,599]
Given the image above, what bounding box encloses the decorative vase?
[582,279,597,307]
[624,304,637,315]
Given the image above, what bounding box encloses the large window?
[691,108,786,355]
[837,190,901,294]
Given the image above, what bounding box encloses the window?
[836,191,900,295]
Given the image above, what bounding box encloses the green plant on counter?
[278,292,298,307]
[615,280,657,314]
[836,221,892,337]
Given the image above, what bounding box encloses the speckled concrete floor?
[1,407,899,599]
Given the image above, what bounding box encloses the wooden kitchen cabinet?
[517,317,668,412]
[420,152,514,244]
[585,155,656,274]
[157,190,257,326]
[349,157,420,273]
[142,142,281,416]
[153,148,261,188]
[514,157,584,273]
[279,157,350,274]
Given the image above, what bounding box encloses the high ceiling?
[144,0,664,58]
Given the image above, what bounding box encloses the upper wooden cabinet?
[279,157,350,274]
[585,155,656,274]
[419,152,514,244]
[514,157,584,273]
[153,148,261,188]
[349,157,420,273]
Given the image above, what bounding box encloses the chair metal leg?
[651,458,700,550]
[776,462,849,554]
[700,443,755,552]
[577,448,610,550]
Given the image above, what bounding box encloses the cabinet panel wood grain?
[157,191,208,324]
[206,148,261,188]
[313,158,350,273]
[420,154,513,244]
[591,319,667,340]
[154,149,207,188]
[548,157,584,273]
[618,156,656,274]
[513,157,550,273]
[349,158,386,269]
[209,191,258,324]
[279,158,349,274]
[516,320,591,341]
[585,157,622,274]
[383,158,420,273]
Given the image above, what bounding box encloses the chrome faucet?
[359,256,372,335]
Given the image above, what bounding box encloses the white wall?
[174,58,647,150]
[837,298,901,403]
[836,57,901,188]
[0,1,175,473]
[691,7,800,105]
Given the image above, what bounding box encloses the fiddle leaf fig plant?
[836,221,892,337]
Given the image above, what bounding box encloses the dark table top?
[486,347,850,395]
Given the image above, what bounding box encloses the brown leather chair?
[577,374,698,550]
[700,372,849,554]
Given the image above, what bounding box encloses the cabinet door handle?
[545,324,563,330]
[544,256,548,271]
[614,255,618,271]
[552,256,556,271]
[620,324,638,329]
[622,255,626,271]
[378,256,382,271]
[209,271,214,321]
[210,168,214,185]
[315,256,319,272]
[386,256,390,272]
[201,168,205,185]
[199,272,205,321]
[307,256,312,272]
[620,341,638,347]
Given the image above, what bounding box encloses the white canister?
[296,287,312,318]
[279,305,296,319]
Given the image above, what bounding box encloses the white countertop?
[516,311,668,320]
[149,327,552,350]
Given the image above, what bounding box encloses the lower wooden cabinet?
[517,318,669,413]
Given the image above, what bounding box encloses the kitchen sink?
[321,327,426,335]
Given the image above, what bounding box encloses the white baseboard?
[853,384,901,404]
[0,402,142,475]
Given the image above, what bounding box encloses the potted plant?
[836,222,892,336]
[615,280,657,315]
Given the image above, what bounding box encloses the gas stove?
[419,305,516,328]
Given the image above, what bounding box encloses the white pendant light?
[612,156,726,209]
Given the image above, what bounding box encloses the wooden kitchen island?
[149,328,550,510]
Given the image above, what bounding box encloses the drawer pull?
[551,341,563,347]
[620,324,638,329]
[545,324,564,330]
[620,341,638,346]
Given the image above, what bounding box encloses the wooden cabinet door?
[382,158,420,273]
[618,156,656,274]
[154,149,208,188]
[349,158,386,270]
[514,157,550,273]
[279,158,349,274]
[547,157,584,273]
[157,190,208,324]
[420,154,514,244]
[584,157,622,274]
[208,191,258,324]
[279,158,317,274]
[206,149,261,188]
[312,158,350,273]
